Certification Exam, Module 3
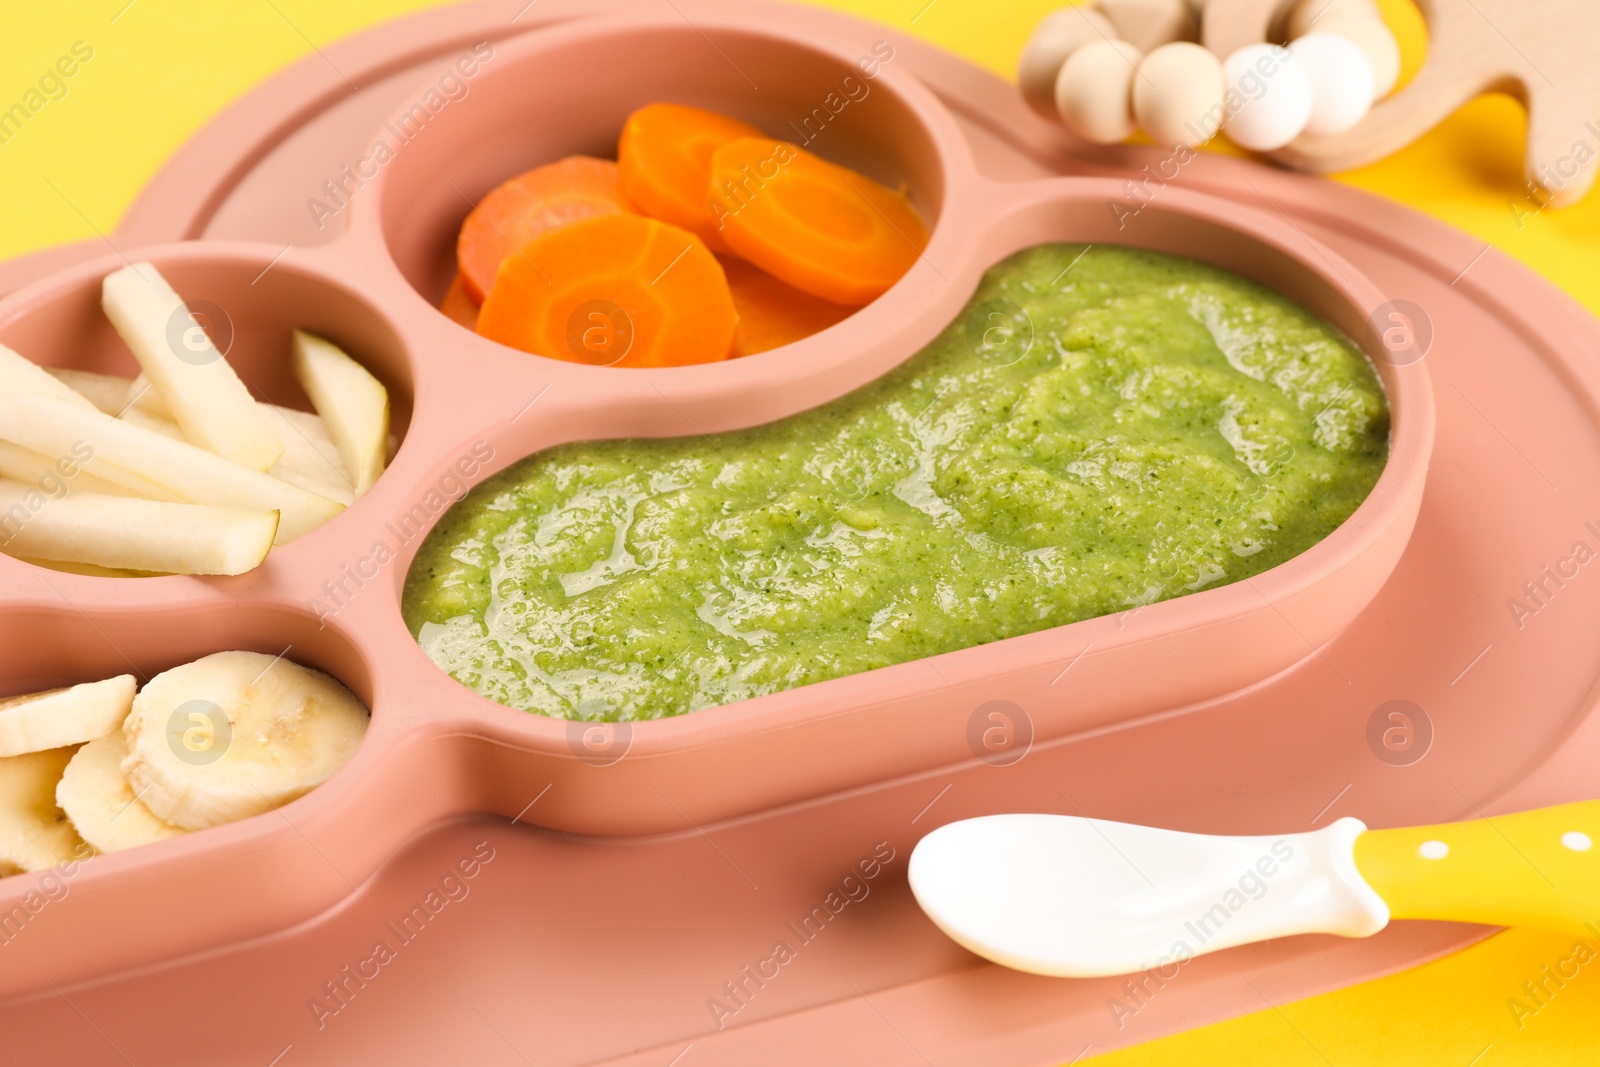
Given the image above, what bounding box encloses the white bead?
[1563,831,1593,852]
[1418,840,1449,860]
[1315,13,1401,99]
[1221,44,1313,152]
[1055,39,1145,144]
[1294,32,1374,135]
[1019,6,1120,117]
[1132,42,1226,147]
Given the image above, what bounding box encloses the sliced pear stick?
[267,463,356,507]
[17,558,161,578]
[0,438,183,504]
[116,394,356,506]
[0,479,278,575]
[55,367,342,476]
[0,395,341,543]
[0,675,136,757]
[292,331,388,495]
[58,733,185,853]
[118,406,184,440]
[49,366,355,504]
[0,440,149,499]
[126,373,172,418]
[0,747,88,874]
[0,346,100,411]
[102,263,282,471]
[123,651,369,830]
[46,368,138,416]
[270,405,347,473]
[260,406,355,505]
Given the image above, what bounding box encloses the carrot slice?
[717,256,853,356]
[617,103,763,255]
[477,214,738,368]
[440,274,480,330]
[709,138,928,307]
[456,156,632,303]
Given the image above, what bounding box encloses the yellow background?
[3,1,1598,1062]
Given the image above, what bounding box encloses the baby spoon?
[908,801,1600,977]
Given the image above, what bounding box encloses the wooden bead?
[1285,0,1380,39]
[1097,0,1198,54]
[1055,39,1145,143]
[1132,42,1226,147]
[1018,6,1120,117]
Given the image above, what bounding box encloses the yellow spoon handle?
[1353,799,1600,937]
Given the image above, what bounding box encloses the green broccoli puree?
[404,245,1389,721]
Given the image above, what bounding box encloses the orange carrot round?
[617,103,763,254]
[476,214,738,368]
[439,274,480,330]
[717,256,853,356]
[709,138,929,307]
[456,156,632,303]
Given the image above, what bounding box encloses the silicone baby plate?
[0,2,1596,1065]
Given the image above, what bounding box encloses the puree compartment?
[404,244,1390,722]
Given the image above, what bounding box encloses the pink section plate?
[0,2,1596,1064]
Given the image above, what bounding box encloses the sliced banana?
[121,651,369,831]
[0,675,136,758]
[0,747,90,874]
[57,733,185,853]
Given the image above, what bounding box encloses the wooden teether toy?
[1023,0,1600,206]
[1206,0,1600,205]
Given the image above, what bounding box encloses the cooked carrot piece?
[617,103,763,254]
[456,156,632,302]
[440,274,480,330]
[710,138,929,307]
[476,214,738,368]
[717,256,853,356]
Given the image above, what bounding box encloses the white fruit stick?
[261,406,356,505]
[0,395,341,543]
[118,407,185,440]
[125,372,172,417]
[15,558,153,578]
[45,368,138,415]
[47,365,355,504]
[0,440,146,498]
[53,366,350,491]
[121,403,355,506]
[0,479,278,576]
[101,263,282,471]
[292,331,388,495]
[0,346,100,411]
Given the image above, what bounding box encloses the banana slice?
[0,675,136,758]
[122,651,369,830]
[0,747,90,874]
[57,733,185,853]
